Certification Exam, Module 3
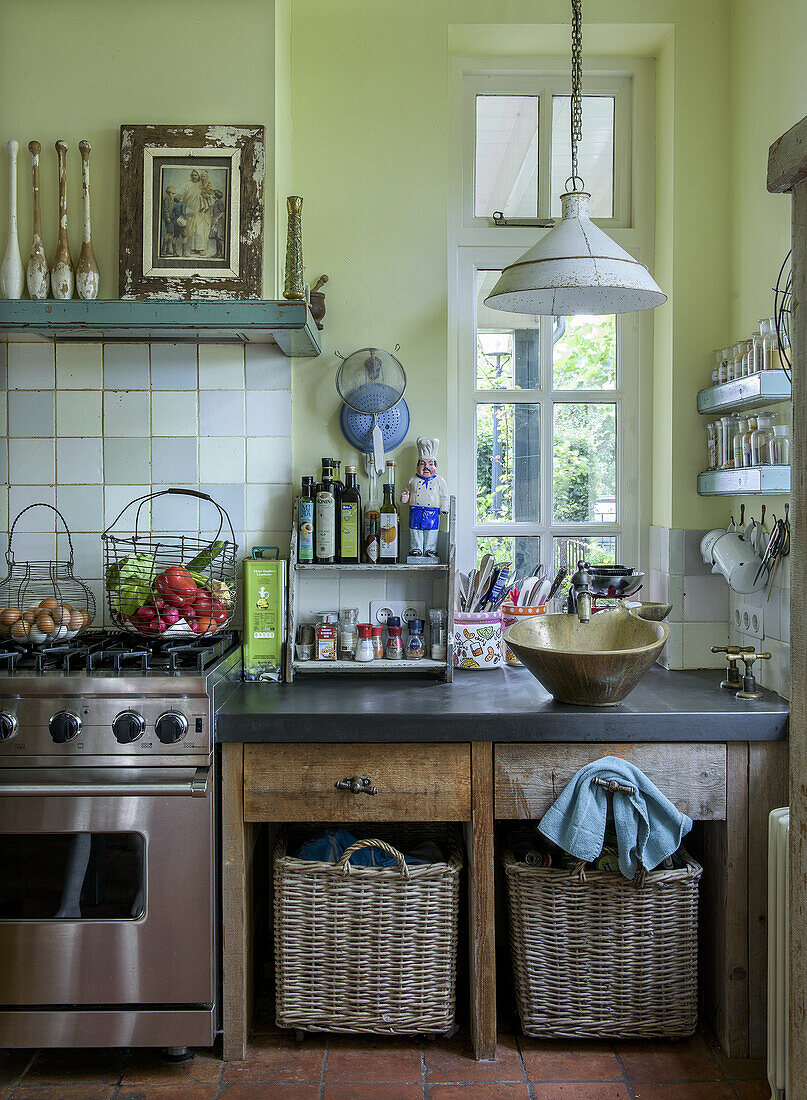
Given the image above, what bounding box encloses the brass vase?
[283,196,305,301]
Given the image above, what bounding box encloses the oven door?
[0,767,214,1008]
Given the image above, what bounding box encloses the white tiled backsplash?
[649,524,790,698]
[0,340,293,627]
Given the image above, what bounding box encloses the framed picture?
[119,124,264,300]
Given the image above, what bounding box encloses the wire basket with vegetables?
[0,504,96,646]
[102,489,238,640]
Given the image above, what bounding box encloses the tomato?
[192,615,219,635]
[210,598,228,625]
[155,566,197,607]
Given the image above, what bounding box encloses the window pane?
[552,403,616,523]
[477,535,540,579]
[475,95,539,218]
[552,535,617,578]
[550,96,615,218]
[476,271,540,390]
[553,315,616,390]
[477,403,540,523]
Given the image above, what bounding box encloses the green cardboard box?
[242,556,287,682]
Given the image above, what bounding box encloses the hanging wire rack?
[774,249,792,382]
[102,488,238,640]
[0,504,96,646]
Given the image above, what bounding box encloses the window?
[471,269,621,576]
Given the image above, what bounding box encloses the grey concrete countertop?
[214,665,789,743]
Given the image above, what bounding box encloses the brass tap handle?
[740,652,771,671]
[711,645,755,656]
[334,776,378,796]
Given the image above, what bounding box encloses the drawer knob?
[592,776,636,796]
[334,775,378,796]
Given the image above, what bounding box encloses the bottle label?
[365,534,379,563]
[298,499,314,562]
[340,502,359,559]
[315,492,335,559]
[379,514,398,559]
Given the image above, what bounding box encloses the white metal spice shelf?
[697,467,791,495]
[697,371,792,415]
[285,497,456,682]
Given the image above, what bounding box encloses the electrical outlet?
[734,602,763,640]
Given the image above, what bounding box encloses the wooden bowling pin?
[76,140,99,299]
[51,139,74,299]
[26,140,49,299]
[1,140,24,299]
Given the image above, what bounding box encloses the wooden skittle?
[26,140,49,299]
[76,140,99,299]
[51,139,74,299]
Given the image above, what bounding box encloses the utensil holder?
[502,602,548,665]
[452,610,503,669]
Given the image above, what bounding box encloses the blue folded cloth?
[292,829,434,867]
[537,756,693,879]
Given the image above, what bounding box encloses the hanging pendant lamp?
[485,0,666,317]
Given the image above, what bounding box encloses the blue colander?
[340,393,410,454]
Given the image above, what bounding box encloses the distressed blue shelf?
[697,466,790,495]
[0,299,321,356]
[697,370,791,414]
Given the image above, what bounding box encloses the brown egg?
[22,610,39,625]
[54,607,72,626]
[0,608,21,626]
[61,602,73,613]
[78,610,91,627]
[69,610,85,631]
[10,619,29,639]
[36,613,55,634]
[39,598,60,611]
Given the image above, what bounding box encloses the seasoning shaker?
[371,625,384,660]
[385,616,404,660]
[355,623,375,663]
[338,608,359,660]
[429,608,447,659]
[405,618,425,660]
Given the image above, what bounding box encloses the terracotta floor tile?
[119,1050,222,1085]
[221,1040,325,1084]
[424,1034,524,1084]
[323,1086,423,1100]
[430,1086,530,1099]
[114,1087,220,1100]
[732,1084,775,1100]
[518,1039,621,1082]
[219,1086,321,1099]
[530,1086,631,1100]
[713,1053,768,1082]
[323,1043,423,1084]
[10,1088,114,1100]
[629,1086,737,1100]
[616,1036,722,1082]
[24,1049,127,1085]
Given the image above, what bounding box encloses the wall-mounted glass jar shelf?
[697,467,790,495]
[697,370,791,415]
[0,299,321,356]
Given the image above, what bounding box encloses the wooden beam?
[768,114,807,194]
[222,743,249,1060]
[465,741,496,1060]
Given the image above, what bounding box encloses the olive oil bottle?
[379,482,399,563]
[298,475,315,563]
[339,465,361,564]
[315,462,336,564]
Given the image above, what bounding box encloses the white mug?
[710,531,764,593]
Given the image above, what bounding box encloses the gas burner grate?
[0,629,238,675]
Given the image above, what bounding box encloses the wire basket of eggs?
[0,504,96,646]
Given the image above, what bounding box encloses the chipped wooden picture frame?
[119,124,264,300]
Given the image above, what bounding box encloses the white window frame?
[448,57,656,576]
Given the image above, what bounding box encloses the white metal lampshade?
[484,191,667,316]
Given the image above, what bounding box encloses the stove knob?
[0,712,18,741]
[112,710,146,744]
[155,712,188,745]
[49,710,81,744]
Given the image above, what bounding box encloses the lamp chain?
[569,0,583,191]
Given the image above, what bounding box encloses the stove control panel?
[0,697,210,757]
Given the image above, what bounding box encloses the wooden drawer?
[243,742,471,822]
[494,743,727,821]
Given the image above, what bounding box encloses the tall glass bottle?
[332,460,344,560]
[298,475,315,563]
[339,465,361,564]
[315,462,336,564]
[379,482,399,563]
[363,460,381,563]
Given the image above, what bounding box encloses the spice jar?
[371,625,384,660]
[429,609,447,659]
[338,608,359,660]
[719,347,732,384]
[772,424,791,465]
[751,325,764,374]
[355,623,374,663]
[732,419,748,470]
[751,414,774,465]
[742,416,757,467]
[405,618,425,660]
[385,616,403,660]
[315,613,338,661]
[762,318,782,371]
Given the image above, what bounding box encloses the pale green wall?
[0,0,280,298]
[288,0,732,531]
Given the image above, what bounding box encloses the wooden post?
[222,742,249,1060]
[465,741,496,1060]
[768,114,807,1098]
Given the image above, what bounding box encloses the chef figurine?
[401,436,450,560]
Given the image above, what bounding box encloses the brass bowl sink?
[631,601,673,622]
[504,609,669,707]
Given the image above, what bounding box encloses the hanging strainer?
[336,346,407,472]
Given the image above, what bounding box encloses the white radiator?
[768,807,790,1099]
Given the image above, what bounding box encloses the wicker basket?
[504,848,702,1039]
[274,827,462,1036]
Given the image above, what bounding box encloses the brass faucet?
[567,560,592,623]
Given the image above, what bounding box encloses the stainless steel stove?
[0,628,241,1051]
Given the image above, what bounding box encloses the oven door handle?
[0,766,211,798]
